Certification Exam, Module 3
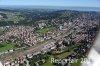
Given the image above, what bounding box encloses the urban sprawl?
[0,9,99,66]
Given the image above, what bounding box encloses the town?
[0,8,100,66]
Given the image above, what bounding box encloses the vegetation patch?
[0,42,15,52]
[54,50,74,59]
[35,27,55,34]
[42,55,55,66]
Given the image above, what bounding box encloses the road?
[0,33,64,61]
[0,22,77,61]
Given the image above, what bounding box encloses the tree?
[62,40,69,46]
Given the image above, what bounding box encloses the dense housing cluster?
[0,9,99,66]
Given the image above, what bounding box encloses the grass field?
[0,29,4,32]
[52,45,77,59]
[35,27,55,34]
[19,63,26,66]
[42,55,55,66]
[54,50,74,59]
[0,43,15,52]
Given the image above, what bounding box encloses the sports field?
[35,27,55,34]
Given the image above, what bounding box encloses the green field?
[0,29,4,32]
[0,43,15,52]
[42,55,55,66]
[54,51,74,59]
[52,45,77,59]
[35,27,55,34]
[19,63,26,66]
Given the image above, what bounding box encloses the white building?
[38,22,46,29]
